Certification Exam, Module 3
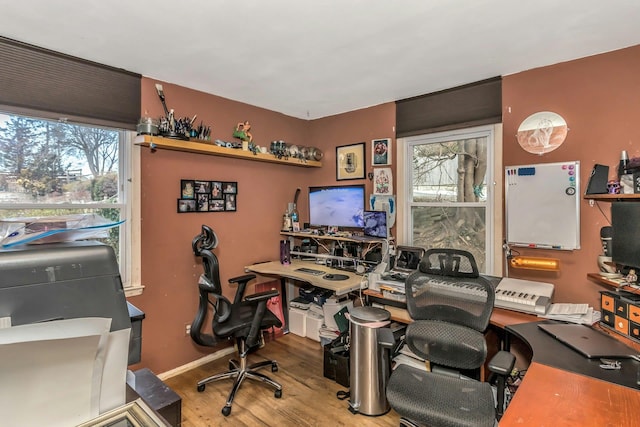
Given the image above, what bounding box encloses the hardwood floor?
[163,333,400,426]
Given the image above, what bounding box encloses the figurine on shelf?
[625,269,637,285]
[233,120,253,143]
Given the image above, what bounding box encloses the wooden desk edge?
[363,289,538,327]
[246,260,364,295]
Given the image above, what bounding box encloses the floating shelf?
[584,194,640,201]
[135,135,322,168]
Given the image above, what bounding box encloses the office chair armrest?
[245,289,279,302]
[229,274,257,305]
[488,350,515,376]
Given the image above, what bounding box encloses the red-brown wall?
[132,44,639,374]
[502,44,640,308]
[130,78,395,373]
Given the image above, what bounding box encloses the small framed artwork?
[178,179,239,213]
[209,199,225,211]
[210,181,223,199]
[225,194,237,211]
[195,180,210,194]
[181,180,195,199]
[196,193,209,212]
[373,167,393,195]
[372,138,391,166]
[177,199,196,213]
[336,142,366,180]
[223,182,238,194]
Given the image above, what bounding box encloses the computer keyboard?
[294,267,325,276]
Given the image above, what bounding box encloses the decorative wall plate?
[516,111,568,155]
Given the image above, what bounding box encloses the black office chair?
[190,225,283,416]
[386,248,515,427]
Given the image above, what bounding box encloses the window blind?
[0,36,141,130]
[396,77,502,138]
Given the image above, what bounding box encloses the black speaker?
[585,164,609,195]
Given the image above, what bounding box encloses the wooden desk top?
[246,259,365,296]
[363,289,538,327]
[500,362,640,427]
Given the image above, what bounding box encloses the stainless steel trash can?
[348,306,394,416]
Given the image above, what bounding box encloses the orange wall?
[130,78,395,373]
[502,44,640,308]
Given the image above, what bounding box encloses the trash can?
[348,306,394,416]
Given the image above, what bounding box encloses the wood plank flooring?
[163,333,400,426]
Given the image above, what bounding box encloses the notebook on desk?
[538,323,639,359]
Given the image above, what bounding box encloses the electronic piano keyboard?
[494,277,554,315]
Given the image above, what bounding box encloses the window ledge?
[125,284,145,297]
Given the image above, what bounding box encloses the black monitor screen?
[612,202,640,270]
[308,184,365,229]
[363,210,387,238]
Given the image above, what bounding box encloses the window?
[0,111,141,293]
[397,125,501,274]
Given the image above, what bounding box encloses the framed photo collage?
[178,180,238,213]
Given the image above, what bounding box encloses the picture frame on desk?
[336,142,365,180]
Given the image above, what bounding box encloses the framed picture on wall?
[373,167,393,195]
[210,181,223,199]
[336,142,366,180]
[177,199,196,213]
[372,138,391,166]
[223,182,237,194]
[181,180,195,199]
[225,194,237,211]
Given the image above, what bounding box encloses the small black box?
[323,344,350,387]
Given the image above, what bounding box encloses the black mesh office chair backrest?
[404,248,494,370]
[388,248,515,427]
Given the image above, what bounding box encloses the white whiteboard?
[505,161,580,250]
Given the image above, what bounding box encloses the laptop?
[538,323,639,359]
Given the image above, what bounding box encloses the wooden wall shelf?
[587,272,640,295]
[584,194,640,201]
[135,135,322,168]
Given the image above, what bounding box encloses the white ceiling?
[1,1,640,120]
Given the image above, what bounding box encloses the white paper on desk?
[547,303,589,316]
[0,318,111,427]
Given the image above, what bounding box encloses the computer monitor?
[612,202,640,271]
[363,210,388,238]
[308,184,365,229]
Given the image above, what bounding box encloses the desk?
[500,362,640,427]
[246,259,366,332]
[364,290,640,425]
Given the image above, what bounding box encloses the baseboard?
[157,346,236,381]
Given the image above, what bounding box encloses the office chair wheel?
[275,389,282,398]
[222,405,232,416]
[272,362,278,372]
[197,384,206,392]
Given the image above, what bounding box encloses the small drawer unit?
[600,290,640,342]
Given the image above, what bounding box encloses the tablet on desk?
[538,323,638,359]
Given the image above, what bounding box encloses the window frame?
[396,124,503,275]
[0,110,142,295]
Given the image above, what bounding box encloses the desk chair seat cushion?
[213,300,282,339]
[387,364,495,427]
[406,320,487,370]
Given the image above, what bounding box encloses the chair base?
[196,340,282,416]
